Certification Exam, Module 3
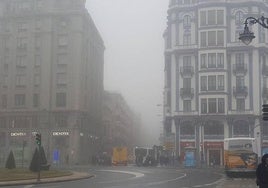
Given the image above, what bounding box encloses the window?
[183,56,191,67]
[237,99,245,111]
[208,53,216,68]
[56,73,67,85]
[18,22,27,32]
[236,76,245,88]
[201,76,207,91]
[200,32,206,47]
[208,76,216,91]
[236,53,244,66]
[233,122,249,136]
[3,75,8,87]
[183,33,191,45]
[201,99,207,114]
[35,36,41,49]
[201,54,207,68]
[208,31,216,46]
[217,53,224,68]
[208,98,217,113]
[200,11,206,26]
[34,74,40,86]
[17,37,27,49]
[56,93,66,107]
[183,100,191,112]
[217,31,224,46]
[208,10,216,25]
[2,95,7,108]
[204,121,224,135]
[183,15,191,27]
[16,55,27,67]
[16,75,26,87]
[218,98,225,113]
[217,10,224,25]
[35,55,41,66]
[183,78,191,88]
[57,54,68,65]
[15,94,26,106]
[33,94,39,107]
[218,75,224,90]
[58,35,68,46]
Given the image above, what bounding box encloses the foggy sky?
[86,0,169,146]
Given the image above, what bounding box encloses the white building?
[163,0,268,166]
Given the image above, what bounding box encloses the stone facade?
[0,0,105,165]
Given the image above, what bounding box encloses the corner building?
[163,0,268,166]
[0,0,105,165]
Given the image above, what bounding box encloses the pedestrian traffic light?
[35,133,41,146]
[262,104,268,121]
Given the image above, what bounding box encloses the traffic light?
[35,133,41,146]
[262,104,268,121]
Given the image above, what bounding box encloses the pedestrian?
[256,153,268,188]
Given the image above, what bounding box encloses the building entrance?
[208,149,221,166]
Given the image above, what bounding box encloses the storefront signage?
[52,132,69,136]
[10,132,26,137]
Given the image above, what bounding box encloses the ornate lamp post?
[239,16,268,45]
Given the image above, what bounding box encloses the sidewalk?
[0,171,94,187]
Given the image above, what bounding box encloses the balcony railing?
[180,88,194,99]
[233,64,247,75]
[233,86,248,98]
[263,87,268,99]
[180,66,194,77]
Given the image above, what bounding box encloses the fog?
[86,0,169,146]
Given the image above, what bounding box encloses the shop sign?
[52,131,69,136]
[10,132,26,137]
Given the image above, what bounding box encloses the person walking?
[256,153,268,188]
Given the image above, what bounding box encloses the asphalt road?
[2,165,257,188]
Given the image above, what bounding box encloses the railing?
[180,88,194,99]
[233,86,248,98]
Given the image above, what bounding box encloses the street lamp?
[239,16,268,45]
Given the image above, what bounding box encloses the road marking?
[147,173,187,185]
[98,170,144,183]
[24,186,34,188]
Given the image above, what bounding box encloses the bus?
[134,146,161,166]
[224,138,258,177]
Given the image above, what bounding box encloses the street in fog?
[2,165,257,188]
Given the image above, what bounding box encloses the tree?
[5,150,16,169]
[29,148,39,172]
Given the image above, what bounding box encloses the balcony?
[180,88,194,99]
[262,64,268,76]
[263,88,268,100]
[233,86,248,98]
[233,64,247,75]
[180,66,194,77]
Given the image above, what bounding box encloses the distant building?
[0,0,105,165]
[163,0,268,166]
[102,91,142,156]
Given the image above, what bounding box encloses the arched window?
[183,15,191,28]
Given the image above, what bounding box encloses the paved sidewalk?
[0,171,94,187]
[216,178,257,188]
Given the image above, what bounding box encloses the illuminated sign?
[10,132,26,137]
[52,132,69,136]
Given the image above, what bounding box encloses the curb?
[0,171,94,187]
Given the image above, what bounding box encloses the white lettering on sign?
[10,132,26,137]
[52,132,69,136]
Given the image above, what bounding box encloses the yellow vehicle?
[112,147,128,166]
[224,138,258,177]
